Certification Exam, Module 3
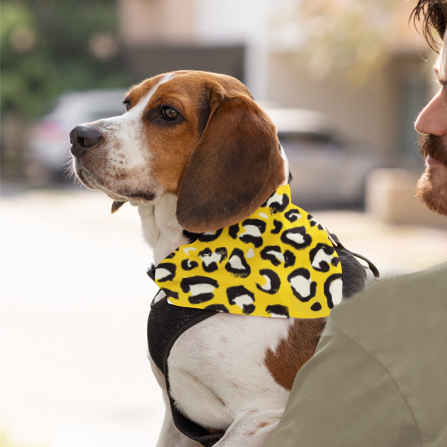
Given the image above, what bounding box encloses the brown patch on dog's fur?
[264,319,326,391]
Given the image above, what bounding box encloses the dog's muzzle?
[70,125,102,158]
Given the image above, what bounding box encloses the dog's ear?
[176,86,285,233]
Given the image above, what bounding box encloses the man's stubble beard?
[416,134,447,216]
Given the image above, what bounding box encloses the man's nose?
[70,125,102,158]
[415,90,447,137]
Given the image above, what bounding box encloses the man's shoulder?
[315,262,447,438]
[342,261,447,310]
[326,262,447,342]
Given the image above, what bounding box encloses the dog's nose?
[70,125,102,158]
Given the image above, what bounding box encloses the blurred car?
[27,89,126,183]
[264,108,384,209]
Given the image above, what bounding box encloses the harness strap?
[147,295,223,446]
[326,230,380,280]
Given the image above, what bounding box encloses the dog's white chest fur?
[168,314,292,430]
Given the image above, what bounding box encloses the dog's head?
[70,70,286,232]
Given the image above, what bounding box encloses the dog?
[70,70,369,447]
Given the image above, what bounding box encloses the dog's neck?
[138,149,290,267]
[138,193,189,266]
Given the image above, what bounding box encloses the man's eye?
[161,107,180,121]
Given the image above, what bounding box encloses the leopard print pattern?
[155,185,343,319]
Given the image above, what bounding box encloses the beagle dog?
[70,70,367,447]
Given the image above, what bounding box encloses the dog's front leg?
[150,360,203,447]
[214,408,284,447]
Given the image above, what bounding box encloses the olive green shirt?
[265,262,447,447]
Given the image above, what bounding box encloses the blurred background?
[2,1,447,446]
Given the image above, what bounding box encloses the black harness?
[147,267,223,447]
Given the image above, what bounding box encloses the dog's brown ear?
[176,89,285,233]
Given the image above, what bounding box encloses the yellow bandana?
[155,185,343,318]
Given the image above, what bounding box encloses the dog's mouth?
[126,191,156,201]
[74,162,157,209]
[73,162,95,190]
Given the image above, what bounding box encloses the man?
[264,1,447,446]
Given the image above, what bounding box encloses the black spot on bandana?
[225,248,251,278]
[271,220,283,234]
[285,208,301,222]
[256,269,281,295]
[259,246,296,268]
[310,302,322,312]
[180,276,219,304]
[281,227,312,250]
[156,262,176,282]
[309,243,336,273]
[227,286,255,314]
[284,250,296,268]
[198,247,227,273]
[229,223,240,239]
[263,192,290,214]
[307,214,323,230]
[260,245,283,267]
[181,259,199,271]
[288,268,317,302]
[205,304,230,313]
[198,229,223,242]
[239,219,266,248]
[266,304,290,318]
[165,250,178,259]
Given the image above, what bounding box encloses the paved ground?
[1,186,447,447]
[1,187,162,447]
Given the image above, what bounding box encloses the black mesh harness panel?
[147,282,223,446]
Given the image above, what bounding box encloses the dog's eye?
[123,98,131,111]
[161,107,180,121]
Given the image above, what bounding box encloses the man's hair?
[412,0,447,52]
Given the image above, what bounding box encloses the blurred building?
[117,0,434,164]
[117,0,246,88]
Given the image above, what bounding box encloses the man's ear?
[176,90,285,233]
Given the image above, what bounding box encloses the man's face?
[415,31,447,216]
